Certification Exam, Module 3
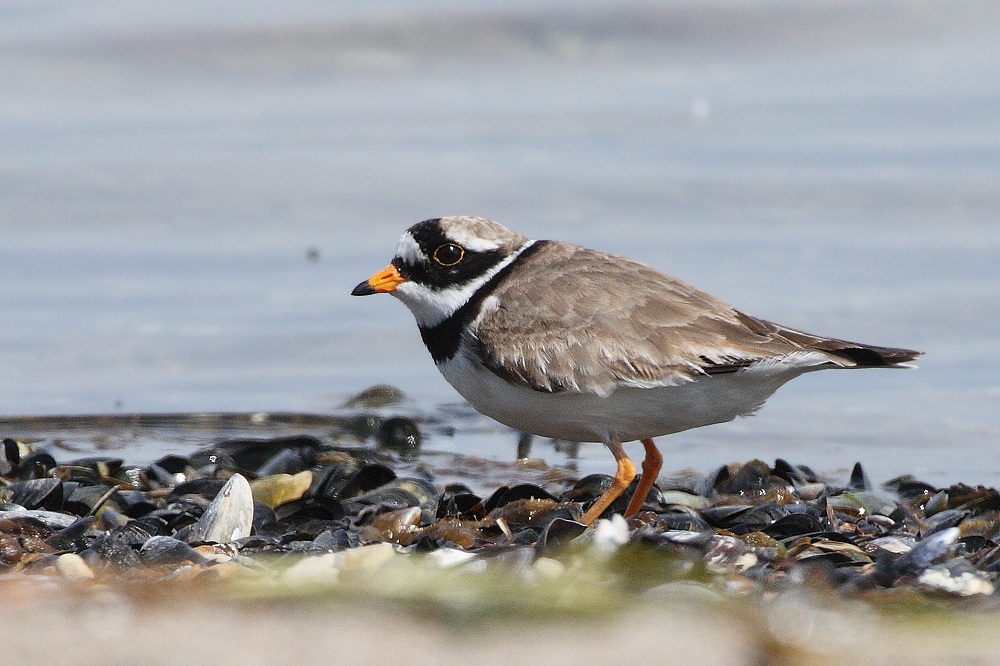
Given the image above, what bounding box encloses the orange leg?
[580,439,636,526]
[624,438,662,518]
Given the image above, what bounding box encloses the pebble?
[250,471,313,508]
[56,553,94,581]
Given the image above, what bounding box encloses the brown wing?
[471,242,920,395]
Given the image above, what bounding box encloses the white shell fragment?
[590,514,630,556]
[187,473,254,544]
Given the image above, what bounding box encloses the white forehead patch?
[445,226,502,253]
[394,231,428,264]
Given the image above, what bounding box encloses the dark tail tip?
[831,344,923,368]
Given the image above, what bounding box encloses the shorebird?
[353,216,921,525]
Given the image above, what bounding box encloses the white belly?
[439,346,827,444]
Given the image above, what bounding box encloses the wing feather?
[470,242,920,395]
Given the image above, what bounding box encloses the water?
[1,0,998,486]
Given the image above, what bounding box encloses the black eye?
[433,243,465,266]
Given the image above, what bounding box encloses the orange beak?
[351,264,409,296]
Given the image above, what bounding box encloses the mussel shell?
[375,417,422,458]
[882,475,937,499]
[54,466,102,485]
[140,535,208,567]
[560,474,635,518]
[185,473,254,544]
[144,505,202,534]
[486,484,558,512]
[0,507,76,530]
[336,463,397,499]
[848,462,873,491]
[658,511,712,533]
[923,509,969,536]
[349,477,439,514]
[1,438,21,474]
[256,446,317,477]
[169,478,228,501]
[638,529,715,557]
[148,462,185,488]
[693,465,730,497]
[253,520,312,543]
[110,521,156,548]
[536,517,587,550]
[121,490,158,519]
[68,457,124,478]
[6,452,57,481]
[153,454,190,475]
[510,528,540,546]
[762,512,825,540]
[411,534,441,552]
[274,496,346,522]
[1,478,63,511]
[894,527,960,576]
[130,515,172,538]
[716,459,782,497]
[957,535,993,555]
[561,474,612,503]
[0,515,52,539]
[310,463,356,497]
[924,490,949,517]
[252,500,278,531]
[772,459,811,486]
[45,516,97,551]
[827,490,898,519]
[200,435,324,477]
[437,490,484,519]
[727,502,795,534]
[946,485,1000,514]
[88,529,142,569]
[96,507,131,529]
[64,485,126,516]
[312,528,359,552]
[700,505,753,528]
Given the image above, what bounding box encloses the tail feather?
[818,342,922,368]
[756,318,923,368]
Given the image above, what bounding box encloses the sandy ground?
[3,576,1000,666]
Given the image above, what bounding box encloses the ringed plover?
[352,217,921,526]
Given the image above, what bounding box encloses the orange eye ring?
[433,243,465,266]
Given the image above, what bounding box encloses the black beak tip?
[351,280,376,296]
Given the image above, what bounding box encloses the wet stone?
[343,384,408,409]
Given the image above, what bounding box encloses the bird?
[352,216,921,526]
